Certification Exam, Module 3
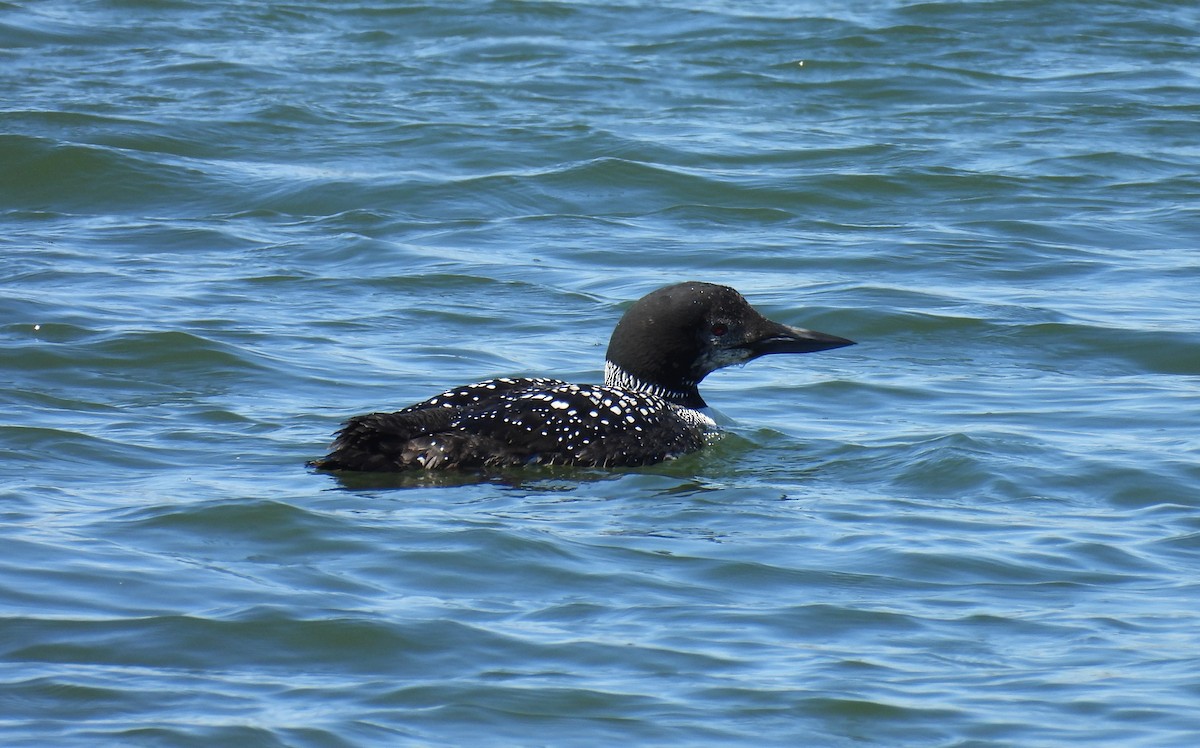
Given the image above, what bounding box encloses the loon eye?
[711,323,728,336]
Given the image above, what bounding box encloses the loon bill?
[310,281,854,472]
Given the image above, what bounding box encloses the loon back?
[310,281,853,473]
[311,377,711,471]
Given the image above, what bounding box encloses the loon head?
[604,281,854,407]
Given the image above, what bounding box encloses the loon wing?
[311,378,709,472]
[310,378,568,472]
[451,384,709,468]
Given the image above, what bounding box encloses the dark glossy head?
[605,281,854,402]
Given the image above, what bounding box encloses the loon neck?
[604,361,706,408]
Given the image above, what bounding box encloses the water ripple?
[4,0,1200,745]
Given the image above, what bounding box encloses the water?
[3,0,1199,745]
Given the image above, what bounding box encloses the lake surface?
[3,1,1199,745]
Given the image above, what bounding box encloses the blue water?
[3,0,1200,745]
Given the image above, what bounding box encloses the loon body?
[311,282,853,472]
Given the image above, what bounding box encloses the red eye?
[711,323,728,336]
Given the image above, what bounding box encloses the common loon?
[310,281,853,472]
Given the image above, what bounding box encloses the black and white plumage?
[310,281,853,472]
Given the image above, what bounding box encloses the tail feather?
[310,408,456,472]
[309,407,535,472]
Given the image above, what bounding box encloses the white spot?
[551,400,570,410]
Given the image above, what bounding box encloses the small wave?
[0,135,225,213]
